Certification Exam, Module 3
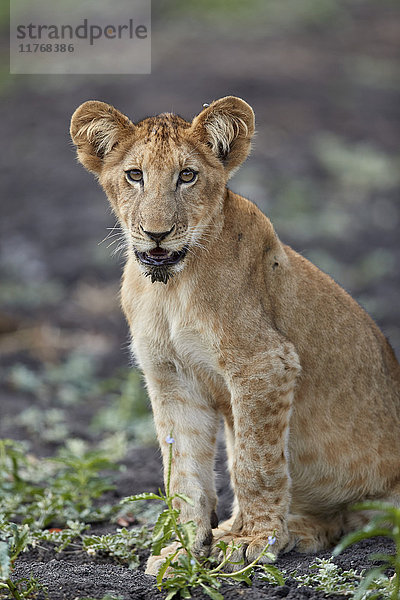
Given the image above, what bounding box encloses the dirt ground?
[1,0,400,598]
[7,443,397,599]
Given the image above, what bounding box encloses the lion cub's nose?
[140,224,175,244]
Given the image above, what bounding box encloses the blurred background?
[0,0,399,456]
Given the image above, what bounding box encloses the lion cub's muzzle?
[135,246,188,267]
[135,224,189,283]
[135,246,189,284]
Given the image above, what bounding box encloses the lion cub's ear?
[70,101,134,174]
[191,96,255,176]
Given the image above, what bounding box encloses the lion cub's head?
[70,96,255,283]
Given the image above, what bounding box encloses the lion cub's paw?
[211,527,287,572]
[146,526,214,577]
[145,542,182,577]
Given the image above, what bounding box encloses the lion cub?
[70,96,400,574]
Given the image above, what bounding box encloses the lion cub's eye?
[178,169,197,184]
[125,169,143,183]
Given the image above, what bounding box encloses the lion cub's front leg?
[216,341,300,565]
[144,366,220,575]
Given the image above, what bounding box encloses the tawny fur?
[70,96,400,575]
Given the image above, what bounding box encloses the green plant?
[32,520,89,553]
[0,574,47,600]
[291,557,361,595]
[30,523,150,569]
[123,436,284,599]
[93,369,154,444]
[4,352,99,407]
[3,360,153,446]
[0,522,47,600]
[0,438,148,595]
[334,501,400,600]
[0,439,46,522]
[0,439,31,494]
[82,527,150,569]
[313,134,400,192]
[0,438,120,528]
[50,440,118,516]
[14,407,69,443]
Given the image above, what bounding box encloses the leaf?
[352,501,400,517]
[333,528,391,556]
[176,552,191,570]
[165,590,180,600]
[353,566,386,600]
[363,515,394,532]
[152,534,174,556]
[128,555,140,570]
[200,583,225,600]
[260,551,276,562]
[122,492,162,502]
[152,510,172,541]
[156,550,179,587]
[229,571,252,585]
[178,521,197,549]
[152,525,175,555]
[216,540,228,554]
[151,510,175,555]
[0,542,11,578]
[370,552,395,565]
[11,523,30,559]
[174,493,194,506]
[261,564,285,586]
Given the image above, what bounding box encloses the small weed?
[0,522,47,600]
[291,557,361,595]
[93,369,154,444]
[0,438,120,528]
[313,134,400,192]
[32,520,89,552]
[14,407,69,443]
[116,497,163,528]
[5,352,100,407]
[0,438,144,596]
[334,501,400,600]
[124,436,285,599]
[49,440,118,518]
[3,360,153,446]
[30,523,149,569]
[0,574,47,600]
[82,527,150,568]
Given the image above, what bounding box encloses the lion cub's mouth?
[135,246,188,266]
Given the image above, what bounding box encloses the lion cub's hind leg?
[287,480,400,554]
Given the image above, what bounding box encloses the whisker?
[106,236,125,249]
[99,222,124,245]
[112,241,129,258]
